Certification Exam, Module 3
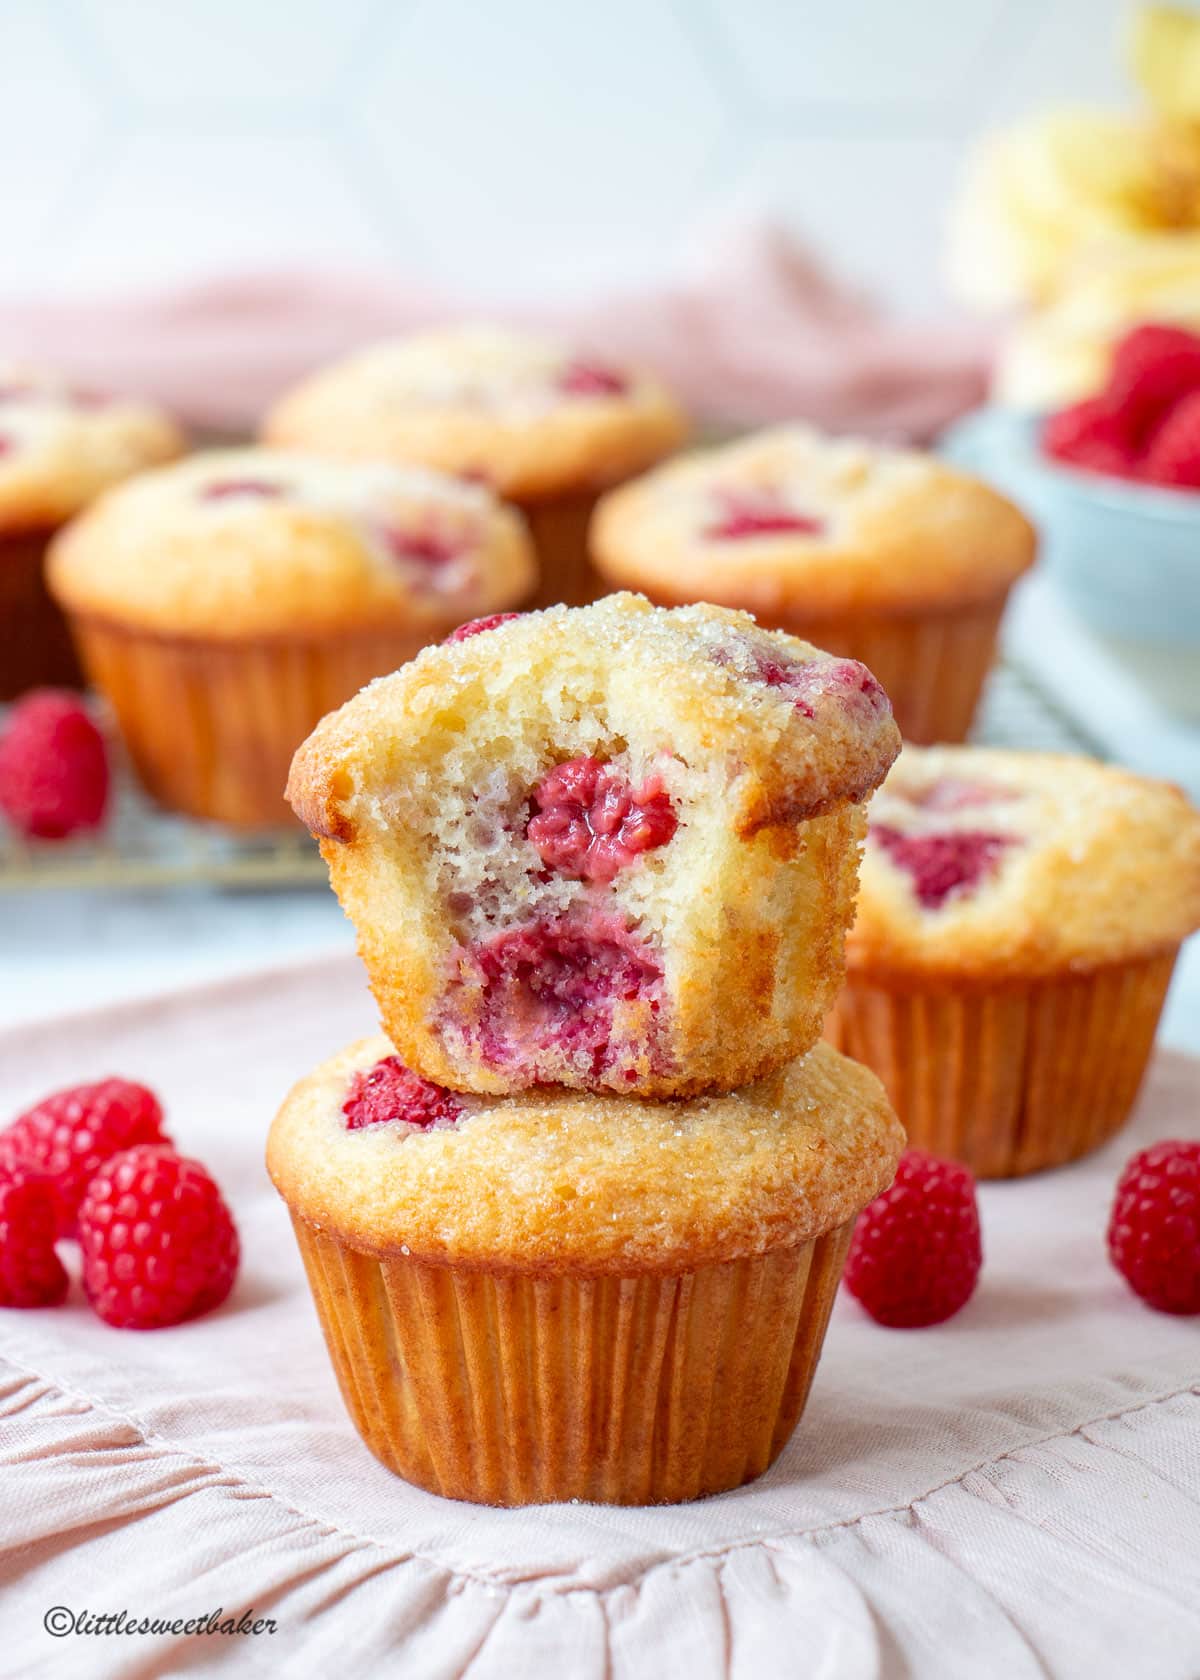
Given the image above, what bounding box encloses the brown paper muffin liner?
[746,592,1010,745]
[0,527,83,697]
[520,489,605,610]
[289,1214,855,1506]
[829,948,1179,1178]
[67,614,437,829]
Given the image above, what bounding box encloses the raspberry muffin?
[268,1034,903,1505]
[47,450,534,829]
[591,426,1037,744]
[262,324,687,610]
[829,745,1200,1177]
[0,366,182,697]
[287,594,900,1096]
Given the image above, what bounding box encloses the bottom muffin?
[267,1035,902,1506]
[833,744,1200,1177]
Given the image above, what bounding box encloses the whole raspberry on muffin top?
[46,449,536,639]
[849,744,1200,979]
[287,593,899,1097]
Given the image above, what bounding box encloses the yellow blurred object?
[993,233,1200,406]
[1132,5,1200,123]
[946,110,1200,311]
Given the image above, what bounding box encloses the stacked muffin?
[269,593,905,1506]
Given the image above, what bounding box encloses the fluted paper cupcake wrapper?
[830,949,1178,1178]
[290,1215,855,1506]
[0,528,82,696]
[68,616,436,829]
[522,488,604,610]
[760,594,1009,746]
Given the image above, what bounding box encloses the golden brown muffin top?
[47,448,535,639]
[261,324,688,501]
[267,1034,903,1271]
[847,744,1200,980]
[286,592,901,846]
[0,365,183,532]
[591,425,1037,618]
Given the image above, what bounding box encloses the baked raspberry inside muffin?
[834,744,1200,1176]
[288,593,900,1096]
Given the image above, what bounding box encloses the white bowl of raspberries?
[944,323,1200,720]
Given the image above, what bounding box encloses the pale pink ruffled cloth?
[2,956,1199,1679]
[0,224,991,440]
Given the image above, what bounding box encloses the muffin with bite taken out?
[286,593,900,1097]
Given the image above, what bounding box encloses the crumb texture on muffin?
[262,324,688,500]
[848,744,1200,978]
[0,366,183,530]
[46,448,535,637]
[267,1034,904,1271]
[287,594,899,1095]
[591,425,1036,617]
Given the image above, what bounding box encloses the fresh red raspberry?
[705,488,825,541]
[342,1056,464,1130]
[1141,390,1200,488]
[2,1078,169,1237]
[872,825,1013,909]
[446,612,521,643]
[78,1146,238,1329]
[527,756,678,882]
[0,1165,69,1308]
[199,478,284,502]
[1041,397,1134,476]
[845,1149,982,1328]
[1107,322,1200,441]
[1107,1140,1200,1314]
[0,690,110,840]
[558,359,628,397]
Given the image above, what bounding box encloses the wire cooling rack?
[0,659,1098,894]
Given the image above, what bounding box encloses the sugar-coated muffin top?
[267,1034,903,1270]
[47,448,536,638]
[0,366,183,531]
[261,324,688,501]
[848,744,1200,978]
[287,592,901,846]
[591,425,1036,617]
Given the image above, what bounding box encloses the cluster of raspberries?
[844,1139,1200,1328]
[1043,322,1200,488]
[0,1078,238,1329]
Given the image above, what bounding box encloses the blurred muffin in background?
[829,744,1200,1178]
[0,369,183,698]
[262,324,687,610]
[47,449,534,830]
[590,426,1035,744]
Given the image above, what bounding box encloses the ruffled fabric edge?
[3,1358,1199,1680]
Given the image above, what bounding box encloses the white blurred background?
[4,0,1130,316]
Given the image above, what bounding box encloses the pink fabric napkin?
[1,956,1198,1679]
[0,221,991,441]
